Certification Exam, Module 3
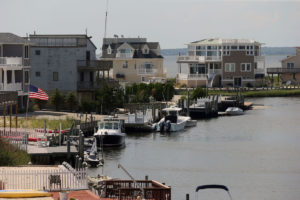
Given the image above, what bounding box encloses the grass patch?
[0,138,30,166]
[0,117,75,130]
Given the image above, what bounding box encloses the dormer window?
[107,45,112,54]
[143,48,148,54]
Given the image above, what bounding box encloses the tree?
[191,86,206,100]
[163,81,175,101]
[34,99,47,110]
[65,92,78,112]
[50,88,64,111]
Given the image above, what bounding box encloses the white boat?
[94,117,125,148]
[156,107,190,132]
[85,137,101,167]
[225,107,244,115]
[124,109,154,132]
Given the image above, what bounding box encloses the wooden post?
[44,120,47,136]
[59,123,62,146]
[9,104,12,133]
[3,104,6,130]
[187,89,190,117]
[15,103,18,129]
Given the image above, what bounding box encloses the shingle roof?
[0,33,28,44]
[101,41,161,59]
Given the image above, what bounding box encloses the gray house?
[0,33,31,108]
[29,34,113,101]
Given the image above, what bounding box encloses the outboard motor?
[159,121,165,132]
[165,120,171,132]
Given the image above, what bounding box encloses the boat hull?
[95,134,125,147]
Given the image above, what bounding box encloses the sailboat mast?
[104,0,109,38]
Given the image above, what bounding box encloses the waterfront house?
[29,34,115,101]
[177,38,265,88]
[267,47,300,84]
[101,37,166,84]
[0,33,31,109]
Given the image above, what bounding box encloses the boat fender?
[166,120,171,132]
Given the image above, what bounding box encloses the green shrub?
[191,87,206,100]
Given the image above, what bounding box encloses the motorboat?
[124,109,154,132]
[156,107,190,132]
[225,107,244,115]
[94,117,125,148]
[85,137,101,167]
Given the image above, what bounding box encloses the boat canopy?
[195,184,229,192]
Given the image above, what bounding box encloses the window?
[25,46,29,58]
[231,46,238,50]
[53,72,58,81]
[35,50,40,55]
[107,46,112,54]
[141,77,145,82]
[15,70,22,83]
[122,61,128,68]
[287,63,294,69]
[239,46,245,50]
[225,63,235,72]
[196,51,206,56]
[86,51,90,61]
[25,71,29,83]
[134,62,137,69]
[7,70,12,83]
[80,72,84,81]
[241,63,251,72]
[35,71,41,77]
[143,48,149,54]
[246,51,253,55]
[196,46,206,50]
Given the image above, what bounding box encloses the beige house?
[101,37,166,84]
[267,47,300,84]
[177,38,265,88]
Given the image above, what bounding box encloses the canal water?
[88,97,300,200]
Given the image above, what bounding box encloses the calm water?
[89,97,300,200]
[163,55,288,78]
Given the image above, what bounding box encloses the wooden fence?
[0,164,87,191]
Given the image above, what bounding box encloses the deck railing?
[267,68,300,73]
[0,165,87,191]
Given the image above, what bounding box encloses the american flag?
[29,85,49,100]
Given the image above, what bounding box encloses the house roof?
[0,33,29,44]
[281,55,296,62]
[101,40,161,59]
[29,34,97,49]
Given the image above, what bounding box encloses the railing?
[103,180,171,200]
[0,166,87,191]
[177,73,207,80]
[254,56,265,62]
[116,53,133,59]
[177,56,221,62]
[0,83,22,91]
[77,79,119,90]
[77,60,113,70]
[208,69,222,74]
[138,68,158,75]
[254,68,265,74]
[0,57,23,66]
[267,68,300,73]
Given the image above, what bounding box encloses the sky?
[1,0,300,52]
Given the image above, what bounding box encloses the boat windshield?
[105,123,113,129]
[168,111,178,116]
[113,123,119,130]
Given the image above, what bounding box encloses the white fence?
[0,166,87,191]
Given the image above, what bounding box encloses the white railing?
[255,68,265,74]
[254,56,265,62]
[177,73,207,80]
[0,57,23,66]
[177,56,221,62]
[116,53,133,59]
[208,69,222,74]
[138,68,158,75]
[0,83,22,91]
[0,166,87,191]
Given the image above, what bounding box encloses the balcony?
[208,69,222,74]
[177,73,207,80]
[267,68,300,74]
[0,83,22,91]
[0,57,30,68]
[77,79,119,90]
[137,67,158,75]
[254,68,265,74]
[77,60,113,71]
[177,56,222,63]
